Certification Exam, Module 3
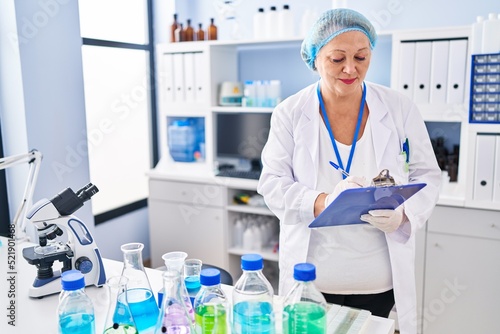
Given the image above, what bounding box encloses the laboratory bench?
[0,237,394,333]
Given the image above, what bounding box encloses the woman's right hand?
[324,176,368,208]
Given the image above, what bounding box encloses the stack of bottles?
[167,117,205,162]
[233,213,279,252]
[253,5,295,39]
[242,80,282,108]
[171,13,217,42]
[471,13,500,54]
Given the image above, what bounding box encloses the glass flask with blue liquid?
[232,254,274,334]
[121,242,159,333]
[156,270,194,334]
[103,275,138,334]
[57,270,95,334]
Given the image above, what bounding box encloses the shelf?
[228,247,279,262]
[418,103,469,122]
[227,204,274,216]
[211,106,274,113]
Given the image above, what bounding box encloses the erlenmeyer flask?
[103,275,138,334]
[162,252,195,323]
[156,271,194,334]
[121,242,160,333]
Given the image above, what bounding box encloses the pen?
[329,161,350,178]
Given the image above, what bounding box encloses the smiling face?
[315,31,372,99]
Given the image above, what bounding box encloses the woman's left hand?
[360,205,405,233]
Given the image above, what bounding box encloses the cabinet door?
[423,232,500,333]
[149,199,226,269]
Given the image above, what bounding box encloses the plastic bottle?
[283,263,327,334]
[103,275,138,334]
[278,5,294,39]
[265,6,278,39]
[171,14,179,43]
[197,23,205,41]
[208,18,218,40]
[185,19,194,42]
[471,16,484,55]
[194,268,229,333]
[482,13,500,54]
[253,8,266,40]
[242,225,254,250]
[233,218,244,247]
[168,119,197,162]
[184,258,203,306]
[120,242,159,333]
[157,270,194,334]
[57,270,96,334]
[232,254,274,333]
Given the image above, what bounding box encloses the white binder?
[494,135,500,202]
[193,52,207,104]
[413,41,432,104]
[446,39,468,104]
[162,53,175,103]
[183,52,196,102]
[429,41,450,104]
[173,53,185,103]
[398,42,416,99]
[474,134,496,201]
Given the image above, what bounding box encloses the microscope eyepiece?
[51,183,99,216]
[76,183,99,202]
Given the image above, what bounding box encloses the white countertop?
[0,238,394,333]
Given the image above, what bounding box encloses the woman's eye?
[355,56,366,61]
[332,58,344,63]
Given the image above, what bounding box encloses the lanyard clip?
[372,169,396,187]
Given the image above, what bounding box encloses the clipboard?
[309,183,426,228]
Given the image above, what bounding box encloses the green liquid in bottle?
[195,304,227,334]
[284,302,326,334]
[103,324,139,334]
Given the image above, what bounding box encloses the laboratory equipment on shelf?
[184,258,203,306]
[57,270,96,334]
[103,275,138,334]
[120,242,159,333]
[21,183,106,297]
[283,263,327,334]
[232,254,274,334]
[156,270,194,334]
[194,268,228,334]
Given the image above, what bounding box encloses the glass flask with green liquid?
[103,275,138,334]
[283,263,327,334]
[194,268,228,333]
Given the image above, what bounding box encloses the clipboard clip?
[372,169,396,187]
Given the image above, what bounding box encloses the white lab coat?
[257,81,441,334]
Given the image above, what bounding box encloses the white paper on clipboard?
[309,183,426,228]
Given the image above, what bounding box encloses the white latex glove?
[324,176,369,208]
[360,205,405,233]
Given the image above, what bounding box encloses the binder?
[183,52,196,102]
[493,135,500,202]
[308,183,427,228]
[193,52,207,103]
[172,53,185,102]
[473,134,495,201]
[413,41,432,104]
[429,41,450,104]
[446,39,468,104]
[398,42,416,99]
[162,53,175,103]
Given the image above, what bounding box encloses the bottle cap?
[293,263,316,282]
[284,5,290,10]
[200,268,220,286]
[270,6,277,11]
[61,270,85,291]
[488,13,497,20]
[241,254,263,270]
[258,8,264,13]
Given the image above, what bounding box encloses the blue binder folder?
[309,183,427,228]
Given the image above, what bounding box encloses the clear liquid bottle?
[196,23,205,41]
[121,243,159,333]
[171,13,179,43]
[175,23,185,42]
[103,275,138,334]
[194,268,228,334]
[184,258,202,307]
[283,263,327,334]
[208,18,217,40]
[156,271,194,334]
[253,8,266,40]
[57,270,95,334]
[185,19,194,42]
[232,254,274,334]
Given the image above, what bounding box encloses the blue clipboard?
[309,183,426,228]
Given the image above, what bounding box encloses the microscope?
[22,183,106,298]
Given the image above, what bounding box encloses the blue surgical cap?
[301,9,377,71]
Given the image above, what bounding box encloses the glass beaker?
[103,275,138,334]
[184,259,202,306]
[162,252,195,323]
[121,242,159,333]
[156,270,194,334]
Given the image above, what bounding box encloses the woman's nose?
[342,60,356,74]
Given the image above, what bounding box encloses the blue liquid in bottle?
[233,301,273,334]
[59,313,95,334]
[185,276,201,306]
[123,288,159,332]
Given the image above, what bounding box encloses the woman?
[257,8,441,334]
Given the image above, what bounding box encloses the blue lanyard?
[317,81,366,179]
